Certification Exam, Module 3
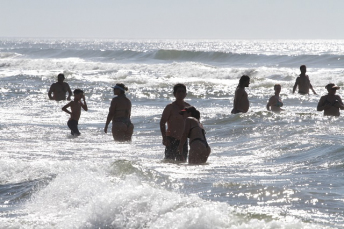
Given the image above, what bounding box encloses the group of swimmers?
[48,65,344,164]
[232,65,344,116]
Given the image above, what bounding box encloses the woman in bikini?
[266,84,284,113]
[178,106,211,164]
[104,83,134,141]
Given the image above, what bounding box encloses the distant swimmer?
[317,83,344,116]
[266,84,284,113]
[292,65,317,95]
[160,84,190,162]
[178,106,211,164]
[48,73,72,101]
[104,83,134,142]
[231,75,250,114]
[62,89,88,136]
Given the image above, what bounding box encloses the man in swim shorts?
[160,84,191,161]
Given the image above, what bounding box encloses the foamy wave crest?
[0,160,320,229]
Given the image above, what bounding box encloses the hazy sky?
[1,0,344,39]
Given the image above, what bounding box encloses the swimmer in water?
[178,106,211,164]
[267,84,284,113]
[104,83,134,141]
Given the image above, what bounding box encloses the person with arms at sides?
[231,75,250,114]
[104,83,134,141]
[178,106,211,164]
[293,65,317,95]
[160,83,190,162]
[317,83,344,116]
[48,73,72,101]
[266,84,284,113]
[62,89,88,136]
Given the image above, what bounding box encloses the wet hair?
[115,83,128,94]
[57,73,65,79]
[184,106,200,121]
[300,65,306,70]
[274,84,281,89]
[173,83,187,95]
[73,89,84,95]
[238,75,250,87]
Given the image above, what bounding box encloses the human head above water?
[57,73,65,81]
[300,65,307,73]
[173,83,187,96]
[73,89,84,99]
[238,75,250,87]
[180,106,200,121]
[325,83,340,91]
[112,83,128,95]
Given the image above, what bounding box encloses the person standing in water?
[231,75,250,114]
[266,84,284,113]
[160,84,190,162]
[104,83,134,141]
[317,83,344,116]
[292,65,317,95]
[62,89,88,136]
[178,106,211,164]
[48,73,72,101]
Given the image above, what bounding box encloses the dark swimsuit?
[113,109,132,128]
[188,125,209,148]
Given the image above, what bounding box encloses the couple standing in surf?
[103,83,211,164]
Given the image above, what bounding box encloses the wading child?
[62,89,88,136]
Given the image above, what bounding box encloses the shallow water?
[1,39,344,228]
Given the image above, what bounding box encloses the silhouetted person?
[62,89,88,136]
[104,83,134,141]
[317,83,344,116]
[48,73,72,101]
[160,84,190,162]
[178,106,211,164]
[293,65,317,95]
[232,75,250,114]
[267,84,284,113]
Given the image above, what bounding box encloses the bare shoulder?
[184,102,191,107]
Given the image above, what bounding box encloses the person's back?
[104,83,134,142]
[178,107,210,164]
[112,95,132,120]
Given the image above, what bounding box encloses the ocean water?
[1,39,344,229]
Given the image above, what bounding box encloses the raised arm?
[80,95,88,111]
[160,105,171,146]
[334,96,344,110]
